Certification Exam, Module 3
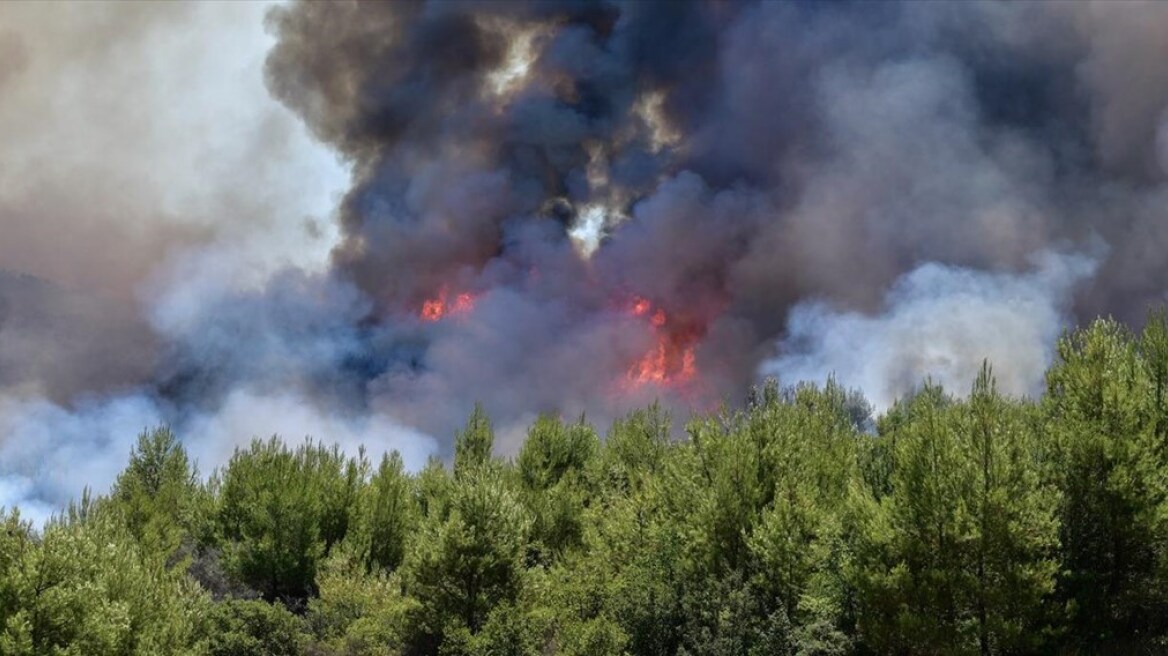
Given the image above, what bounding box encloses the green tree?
[1045,318,1168,646]
[746,381,860,653]
[217,437,365,601]
[518,415,598,561]
[108,427,205,558]
[598,403,671,495]
[852,371,1060,654]
[349,451,416,574]
[403,466,531,650]
[1140,309,1168,437]
[204,599,307,656]
[306,547,419,655]
[962,364,1060,654]
[454,404,494,479]
[0,508,206,655]
[585,483,686,656]
[517,415,598,492]
[0,508,34,653]
[676,571,793,656]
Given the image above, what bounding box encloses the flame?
[420,287,477,322]
[453,292,475,313]
[623,296,698,388]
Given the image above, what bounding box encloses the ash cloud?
[4,1,1168,519]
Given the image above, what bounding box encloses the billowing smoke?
[0,1,357,521]
[3,1,1168,521]
[763,250,1099,410]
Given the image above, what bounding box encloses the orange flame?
[420,287,477,322]
[623,297,697,388]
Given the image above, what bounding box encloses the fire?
[419,287,476,322]
[623,296,698,388]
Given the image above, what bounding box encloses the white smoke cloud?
[184,389,437,477]
[762,251,1098,409]
[0,393,165,525]
[0,388,437,526]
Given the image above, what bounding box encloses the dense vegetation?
[5,314,1168,655]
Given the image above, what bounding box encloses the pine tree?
[852,372,1059,654]
[454,403,495,479]
[1045,318,1168,646]
[109,427,203,558]
[402,465,531,648]
[354,451,415,574]
[217,437,364,602]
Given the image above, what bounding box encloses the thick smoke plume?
[3,1,1168,521]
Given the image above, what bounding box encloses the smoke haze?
[3,0,1168,522]
[764,250,1099,410]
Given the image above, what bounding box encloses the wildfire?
[629,297,667,328]
[419,287,476,322]
[624,296,698,388]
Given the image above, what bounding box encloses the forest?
[4,313,1168,656]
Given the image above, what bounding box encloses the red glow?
[453,292,474,313]
[420,287,477,322]
[622,296,698,388]
[630,297,652,317]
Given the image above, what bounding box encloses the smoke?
[762,250,1099,410]
[0,1,367,523]
[0,387,433,526]
[0,394,165,522]
[4,1,1168,520]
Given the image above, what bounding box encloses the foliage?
[306,547,418,655]
[204,598,307,656]
[216,437,365,602]
[8,313,1168,653]
[0,506,206,655]
[402,465,532,648]
[849,368,1060,654]
[108,427,205,558]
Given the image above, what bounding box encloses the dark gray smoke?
[3,0,1168,520]
[260,0,1168,411]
